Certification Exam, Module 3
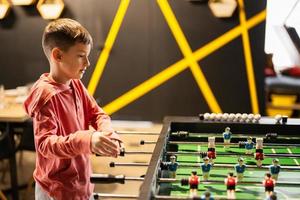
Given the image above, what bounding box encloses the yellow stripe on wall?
[104,59,190,114]
[88,0,131,95]
[238,0,259,114]
[157,0,221,113]
[102,9,266,115]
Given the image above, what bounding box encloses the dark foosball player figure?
[207,137,216,164]
[255,138,264,167]
[201,157,212,181]
[245,136,254,154]
[263,172,276,198]
[223,127,232,150]
[269,159,280,181]
[200,191,214,200]
[224,172,237,199]
[234,157,246,182]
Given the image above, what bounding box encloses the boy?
[24,18,122,200]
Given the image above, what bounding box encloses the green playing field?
[168,143,300,200]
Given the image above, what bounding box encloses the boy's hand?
[91,132,120,157]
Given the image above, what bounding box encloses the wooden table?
[0,95,29,200]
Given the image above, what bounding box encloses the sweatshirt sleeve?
[84,91,112,129]
[86,96,122,141]
[34,101,93,159]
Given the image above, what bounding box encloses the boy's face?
[57,42,91,81]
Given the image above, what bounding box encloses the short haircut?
[42,18,93,59]
[266,172,271,178]
[204,191,211,197]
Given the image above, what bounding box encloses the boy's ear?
[52,48,63,62]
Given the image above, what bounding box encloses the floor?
[0,121,162,200]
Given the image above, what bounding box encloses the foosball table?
[91,114,300,199]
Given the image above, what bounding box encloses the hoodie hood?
[24,73,71,117]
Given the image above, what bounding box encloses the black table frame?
[138,116,300,199]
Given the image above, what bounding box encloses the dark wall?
[0,0,266,121]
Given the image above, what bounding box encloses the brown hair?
[42,18,92,58]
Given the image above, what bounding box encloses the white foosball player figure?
[207,137,216,164]
[255,138,264,167]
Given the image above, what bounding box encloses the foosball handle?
[90,174,125,184]
[120,148,125,156]
[94,147,125,157]
[181,178,189,186]
[140,140,145,145]
[239,141,245,148]
[109,162,115,167]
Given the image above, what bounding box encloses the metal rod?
[155,196,194,200]
[93,193,138,199]
[124,151,153,155]
[170,132,300,140]
[158,179,300,186]
[91,174,300,186]
[140,140,157,145]
[116,131,160,135]
[177,163,300,171]
[110,162,149,167]
[166,151,300,158]
[168,141,300,147]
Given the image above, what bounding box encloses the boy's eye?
[78,55,85,58]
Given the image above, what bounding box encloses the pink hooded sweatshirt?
[24,73,120,200]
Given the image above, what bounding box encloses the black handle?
[90,174,125,184]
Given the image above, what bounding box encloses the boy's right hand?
[91,132,120,157]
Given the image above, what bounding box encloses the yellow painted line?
[271,148,276,154]
[103,10,265,115]
[287,148,300,166]
[157,0,221,113]
[104,59,189,114]
[197,145,201,163]
[87,0,131,95]
[246,10,266,30]
[238,0,259,114]
[193,10,265,61]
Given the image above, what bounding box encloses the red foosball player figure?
[180,171,200,197]
[263,172,276,198]
[224,172,237,200]
[255,138,264,167]
[207,137,216,164]
[189,171,200,197]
